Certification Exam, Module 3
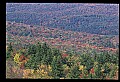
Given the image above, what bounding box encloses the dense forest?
[6,3,119,79]
[6,22,119,79]
[6,3,119,35]
[6,21,119,52]
[6,42,119,79]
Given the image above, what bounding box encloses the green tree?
[25,54,39,70]
[96,52,106,64]
[27,44,37,55]
[36,42,43,63]
[110,51,119,64]
[67,65,81,79]
[45,48,53,65]
[52,48,61,57]
[80,53,94,71]
[25,42,55,69]
[41,42,53,65]
[6,43,13,59]
[94,63,103,79]
[51,56,65,79]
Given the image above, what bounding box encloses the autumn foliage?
[6,42,119,79]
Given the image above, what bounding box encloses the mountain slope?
[6,3,119,35]
[6,21,119,53]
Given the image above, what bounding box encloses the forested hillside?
[6,41,119,79]
[6,3,119,35]
[6,21,119,79]
[6,21,119,54]
[6,3,119,79]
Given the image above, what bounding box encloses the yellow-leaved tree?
[14,53,22,66]
[23,64,53,79]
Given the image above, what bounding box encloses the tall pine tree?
[6,42,13,59]
[51,55,65,79]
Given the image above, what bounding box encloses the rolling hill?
[6,3,119,35]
